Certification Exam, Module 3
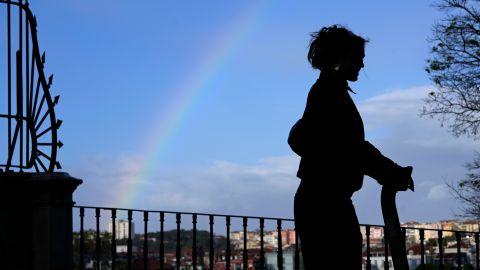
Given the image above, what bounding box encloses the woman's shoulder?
[307,77,342,101]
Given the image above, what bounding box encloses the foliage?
[416,263,455,270]
[72,231,112,267]
[140,229,229,252]
[446,152,480,219]
[427,238,438,247]
[463,264,475,270]
[72,229,229,268]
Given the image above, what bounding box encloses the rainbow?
[115,1,273,208]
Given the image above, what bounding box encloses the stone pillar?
[0,172,82,270]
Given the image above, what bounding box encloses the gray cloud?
[72,154,300,220]
[71,85,476,226]
[354,86,476,224]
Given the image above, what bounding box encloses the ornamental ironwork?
[0,0,61,173]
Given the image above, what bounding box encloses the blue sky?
[23,0,479,225]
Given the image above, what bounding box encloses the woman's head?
[308,25,367,81]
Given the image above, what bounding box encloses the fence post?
[0,172,82,270]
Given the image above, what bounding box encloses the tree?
[445,152,480,218]
[423,0,480,219]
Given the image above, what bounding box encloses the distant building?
[440,220,460,237]
[281,229,297,246]
[116,244,138,253]
[265,250,296,270]
[458,220,480,233]
[401,221,442,242]
[362,246,423,270]
[108,219,135,240]
[230,229,296,250]
[360,226,384,247]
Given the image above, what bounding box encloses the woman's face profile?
[340,48,365,82]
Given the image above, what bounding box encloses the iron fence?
[73,206,480,270]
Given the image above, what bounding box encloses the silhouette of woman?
[288,25,413,269]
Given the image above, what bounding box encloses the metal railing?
[362,224,480,270]
[73,206,480,270]
[73,206,298,270]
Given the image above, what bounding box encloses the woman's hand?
[389,166,414,192]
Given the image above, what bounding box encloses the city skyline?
[79,218,480,269]
[94,211,479,237]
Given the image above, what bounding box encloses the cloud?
[71,85,475,226]
[353,85,474,223]
[144,156,301,218]
[426,184,450,201]
[71,154,301,220]
[359,86,475,150]
[70,153,148,207]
